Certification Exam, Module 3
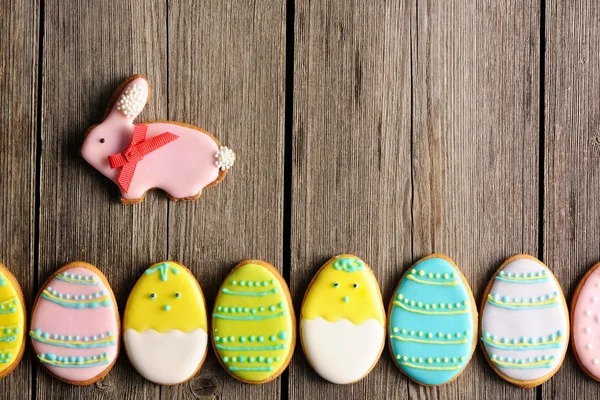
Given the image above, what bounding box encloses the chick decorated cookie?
[123,261,208,385]
[300,254,385,384]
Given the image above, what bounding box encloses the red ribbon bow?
[108,124,179,193]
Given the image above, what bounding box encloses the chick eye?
[99,138,105,143]
[175,292,181,298]
[353,283,359,288]
[149,293,156,299]
[333,282,339,288]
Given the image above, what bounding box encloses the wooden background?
[0,0,599,398]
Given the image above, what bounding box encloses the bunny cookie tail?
[214,146,236,171]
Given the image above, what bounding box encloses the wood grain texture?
[291,1,413,399]
[411,1,540,399]
[545,0,600,398]
[165,0,286,399]
[0,0,39,399]
[38,0,167,398]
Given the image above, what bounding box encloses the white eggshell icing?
[301,317,384,384]
[124,328,207,385]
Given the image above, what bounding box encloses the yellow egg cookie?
[0,264,26,379]
[123,261,208,385]
[300,254,385,384]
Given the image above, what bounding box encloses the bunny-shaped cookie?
[81,75,235,204]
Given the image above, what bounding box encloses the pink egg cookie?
[81,75,235,204]
[29,262,120,385]
[572,261,600,382]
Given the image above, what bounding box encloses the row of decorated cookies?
[0,255,599,387]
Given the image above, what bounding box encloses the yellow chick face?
[124,262,207,333]
[301,255,385,325]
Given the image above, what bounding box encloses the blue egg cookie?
[387,254,477,385]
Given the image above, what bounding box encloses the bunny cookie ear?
[104,75,150,121]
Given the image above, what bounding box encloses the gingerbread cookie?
[387,254,477,386]
[123,261,208,385]
[480,254,569,388]
[571,261,600,382]
[81,75,235,204]
[212,260,295,384]
[29,262,120,385]
[300,254,385,384]
[0,264,26,379]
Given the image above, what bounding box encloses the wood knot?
[94,378,114,392]
[188,376,219,399]
[592,136,600,147]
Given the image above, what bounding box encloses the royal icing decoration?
[81,75,235,203]
[116,83,145,118]
[212,261,294,383]
[123,261,208,385]
[30,262,119,384]
[480,255,569,386]
[215,146,236,171]
[572,262,600,381]
[301,255,385,384]
[388,255,476,386]
[0,265,25,377]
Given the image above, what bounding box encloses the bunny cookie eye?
[99,138,105,143]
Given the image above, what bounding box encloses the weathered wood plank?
[0,0,39,399]
[164,0,286,399]
[411,1,540,399]
[291,1,412,399]
[545,1,600,398]
[38,0,167,398]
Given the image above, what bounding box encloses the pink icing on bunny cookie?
[81,75,235,204]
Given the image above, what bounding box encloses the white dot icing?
[585,327,592,334]
[594,358,600,365]
[215,146,236,170]
[587,343,594,350]
[586,309,593,316]
[116,84,145,118]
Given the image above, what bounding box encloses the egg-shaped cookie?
[123,261,208,385]
[480,254,569,388]
[29,262,120,385]
[212,260,295,384]
[300,254,385,384]
[0,264,26,378]
[387,254,477,386]
[571,261,600,382]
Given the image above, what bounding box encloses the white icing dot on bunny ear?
[215,146,236,170]
[116,83,145,118]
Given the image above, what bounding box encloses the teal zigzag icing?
[145,262,180,282]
